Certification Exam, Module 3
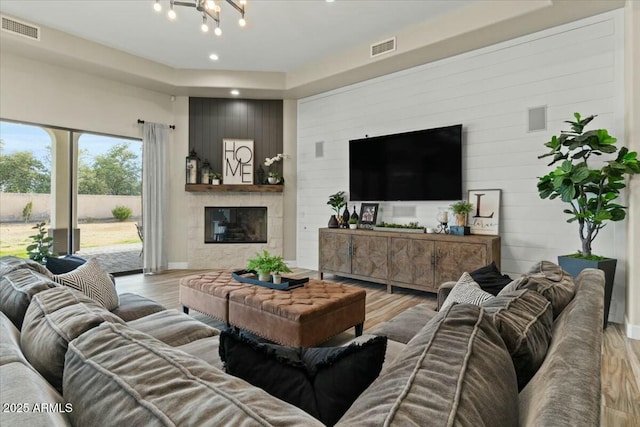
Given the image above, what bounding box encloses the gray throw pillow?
[337,304,518,427]
[500,260,575,317]
[20,286,124,391]
[440,272,494,311]
[482,289,554,390]
[52,258,119,310]
[0,267,59,329]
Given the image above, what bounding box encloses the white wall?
[297,11,627,322]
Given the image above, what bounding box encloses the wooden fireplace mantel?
[185,184,283,193]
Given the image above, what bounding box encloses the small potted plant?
[270,255,292,284]
[327,191,346,228]
[267,171,282,184]
[246,249,276,282]
[348,217,358,230]
[210,172,222,185]
[450,200,474,226]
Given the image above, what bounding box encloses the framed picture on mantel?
[467,189,501,235]
[223,139,254,184]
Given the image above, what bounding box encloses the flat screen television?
[349,124,462,201]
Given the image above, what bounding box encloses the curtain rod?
[137,119,175,130]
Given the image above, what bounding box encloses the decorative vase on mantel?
[328,215,339,228]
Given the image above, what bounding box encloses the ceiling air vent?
[1,15,40,41]
[370,37,396,58]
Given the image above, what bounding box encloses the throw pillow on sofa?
[219,329,387,427]
[52,258,119,310]
[336,303,518,427]
[500,260,575,318]
[20,286,124,391]
[440,272,494,311]
[481,289,554,390]
[469,261,513,295]
[64,322,324,427]
[0,266,59,329]
[46,255,86,275]
[0,255,52,277]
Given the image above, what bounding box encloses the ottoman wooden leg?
[355,322,363,337]
[183,306,189,314]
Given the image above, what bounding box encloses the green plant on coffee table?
[537,113,639,258]
[112,205,132,222]
[246,250,290,280]
[270,255,292,275]
[26,222,55,264]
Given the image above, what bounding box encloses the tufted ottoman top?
[227,280,366,322]
[179,270,250,298]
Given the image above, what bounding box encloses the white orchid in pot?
[264,153,289,184]
[537,113,639,328]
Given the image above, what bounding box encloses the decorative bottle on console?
[342,206,350,228]
[350,206,359,222]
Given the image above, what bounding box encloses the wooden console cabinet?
[319,228,500,294]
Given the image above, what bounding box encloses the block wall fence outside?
[296,10,627,323]
[0,193,141,222]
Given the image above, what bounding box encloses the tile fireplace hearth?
[187,192,283,269]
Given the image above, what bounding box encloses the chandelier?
[153,0,247,36]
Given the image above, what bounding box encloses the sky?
[0,122,141,164]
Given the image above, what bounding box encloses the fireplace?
[204,207,267,244]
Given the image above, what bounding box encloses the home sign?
[223,139,254,184]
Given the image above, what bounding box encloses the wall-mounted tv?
[349,124,462,201]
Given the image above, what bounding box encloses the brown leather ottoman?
[179,270,249,322]
[228,279,366,347]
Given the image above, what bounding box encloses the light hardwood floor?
[115,269,640,427]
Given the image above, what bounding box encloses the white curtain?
[142,123,169,274]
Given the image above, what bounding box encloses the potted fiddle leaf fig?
[537,113,639,327]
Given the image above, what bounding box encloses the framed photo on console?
[359,203,379,228]
[467,189,501,235]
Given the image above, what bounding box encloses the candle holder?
[435,207,449,234]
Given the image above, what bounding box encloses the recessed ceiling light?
[326,0,335,2]
[209,53,219,61]
[230,89,240,96]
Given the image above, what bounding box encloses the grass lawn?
[0,221,140,258]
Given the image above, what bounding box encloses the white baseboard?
[625,316,640,340]
[168,262,189,270]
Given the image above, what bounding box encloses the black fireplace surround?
[205,207,267,244]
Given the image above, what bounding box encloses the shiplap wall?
[296,10,627,322]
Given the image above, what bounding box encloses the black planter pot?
[557,255,616,329]
[328,215,339,228]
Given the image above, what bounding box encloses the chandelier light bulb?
[201,16,209,32]
[205,0,215,9]
[153,0,162,12]
[214,26,222,36]
[240,0,247,5]
[168,8,177,20]
[239,17,246,27]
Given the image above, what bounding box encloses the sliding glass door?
[0,120,142,274]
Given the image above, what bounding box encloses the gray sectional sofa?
[0,256,604,426]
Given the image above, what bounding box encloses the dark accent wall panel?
[189,98,284,176]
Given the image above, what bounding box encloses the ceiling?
[0,0,625,98]
[0,0,472,72]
